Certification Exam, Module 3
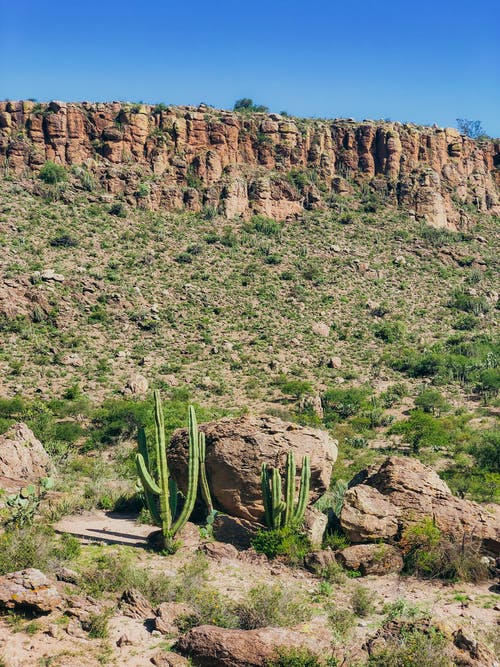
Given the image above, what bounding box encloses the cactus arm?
[137,426,150,470]
[198,431,213,514]
[153,390,172,536]
[284,451,296,525]
[168,477,178,519]
[271,467,285,529]
[171,405,200,535]
[293,455,311,523]
[136,453,162,495]
[261,463,273,528]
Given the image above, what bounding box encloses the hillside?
[0,103,499,666]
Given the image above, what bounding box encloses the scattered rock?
[55,567,80,584]
[0,569,63,614]
[151,651,191,667]
[304,548,337,573]
[176,623,331,666]
[155,602,192,635]
[327,356,342,369]
[202,541,239,561]
[311,321,330,337]
[125,373,149,396]
[40,269,65,283]
[169,415,337,523]
[302,507,328,547]
[341,457,500,555]
[120,589,154,620]
[0,422,51,489]
[336,543,404,576]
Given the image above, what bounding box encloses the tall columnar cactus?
[136,390,200,546]
[198,431,213,514]
[261,451,311,529]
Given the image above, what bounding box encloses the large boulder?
[340,457,500,555]
[169,415,337,523]
[0,422,51,491]
[176,624,332,667]
[0,569,63,614]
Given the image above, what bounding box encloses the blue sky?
[1,0,499,136]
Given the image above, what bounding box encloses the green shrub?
[326,606,356,641]
[268,647,332,667]
[38,161,67,184]
[448,290,489,315]
[367,626,452,667]
[374,321,405,343]
[400,518,489,582]
[0,525,76,575]
[251,526,310,564]
[469,429,500,472]
[321,387,369,424]
[235,583,312,630]
[414,389,449,415]
[244,215,282,238]
[350,585,376,617]
[388,411,451,453]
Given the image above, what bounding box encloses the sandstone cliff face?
[1,100,499,227]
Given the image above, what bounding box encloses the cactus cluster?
[136,390,212,547]
[261,452,311,529]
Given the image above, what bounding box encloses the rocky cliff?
[1,100,499,227]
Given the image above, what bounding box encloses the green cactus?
[136,390,200,548]
[261,451,311,529]
[198,431,213,514]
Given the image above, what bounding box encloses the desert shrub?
[244,215,282,238]
[452,313,478,330]
[448,290,489,315]
[475,368,500,401]
[326,606,356,641]
[0,525,77,575]
[350,585,376,617]
[50,234,78,248]
[277,376,315,399]
[235,583,312,630]
[388,411,451,453]
[39,161,67,184]
[469,429,500,472]
[82,609,112,638]
[382,598,425,621]
[268,647,333,667]
[367,626,452,667]
[233,98,269,113]
[400,518,489,582]
[109,202,126,217]
[414,389,449,415]
[251,526,310,564]
[79,551,173,602]
[321,387,369,424]
[374,321,405,343]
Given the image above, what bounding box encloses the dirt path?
[54,510,156,546]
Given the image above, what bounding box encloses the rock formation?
[340,457,500,555]
[169,415,337,523]
[0,422,51,491]
[1,101,498,227]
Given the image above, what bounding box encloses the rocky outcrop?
[0,422,51,491]
[1,101,498,228]
[176,624,332,667]
[169,415,337,523]
[340,457,500,555]
[0,569,63,614]
[336,543,404,575]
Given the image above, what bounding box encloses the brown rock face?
[0,422,51,491]
[176,624,331,667]
[0,569,63,614]
[340,457,500,555]
[336,543,404,576]
[169,415,338,523]
[1,101,498,228]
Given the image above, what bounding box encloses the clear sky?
[1,0,499,136]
